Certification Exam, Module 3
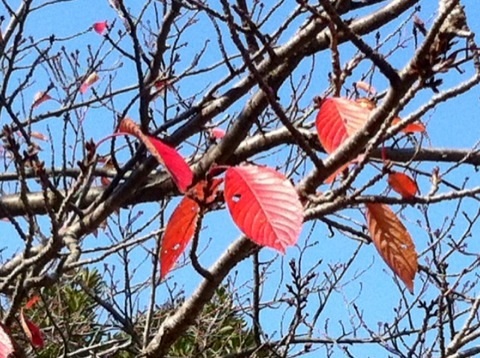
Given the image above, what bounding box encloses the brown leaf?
[366,203,418,293]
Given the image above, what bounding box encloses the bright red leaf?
[0,324,16,358]
[388,171,418,199]
[224,165,303,253]
[25,295,40,310]
[80,72,100,93]
[20,309,44,348]
[316,97,371,154]
[160,196,200,279]
[118,118,193,193]
[366,203,418,293]
[93,21,108,35]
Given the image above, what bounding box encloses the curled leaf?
[366,203,418,293]
[388,171,418,199]
[32,91,52,108]
[224,165,303,253]
[80,72,100,93]
[93,21,108,35]
[118,118,193,192]
[20,309,44,348]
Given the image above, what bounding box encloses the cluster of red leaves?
[0,296,44,357]
[316,96,424,292]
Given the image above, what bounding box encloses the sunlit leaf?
[80,72,100,94]
[0,323,16,357]
[392,117,426,133]
[366,203,418,293]
[388,171,418,199]
[118,118,194,192]
[93,21,108,35]
[224,165,303,253]
[315,97,371,154]
[355,81,376,95]
[20,309,44,348]
[32,91,52,108]
[160,196,200,279]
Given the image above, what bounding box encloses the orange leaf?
[20,309,44,348]
[224,165,303,253]
[160,196,200,279]
[118,118,193,192]
[366,203,418,293]
[392,117,425,133]
[25,295,40,310]
[388,171,418,199]
[80,72,100,93]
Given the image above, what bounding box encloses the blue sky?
[1,1,480,356]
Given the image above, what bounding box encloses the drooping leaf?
[366,203,418,293]
[160,196,200,279]
[80,72,100,93]
[93,21,108,35]
[315,97,371,154]
[224,165,303,253]
[32,91,52,108]
[388,171,418,199]
[20,309,44,348]
[118,118,193,192]
[0,324,16,358]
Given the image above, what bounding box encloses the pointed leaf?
[0,324,16,358]
[388,171,418,199]
[392,117,426,133]
[118,118,193,192]
[32,91,52,108]
[366,203,418,293]
[160,196,200,279]
[316,97,371,154]
[20,309,44,348]
[224,165,303,253]
[80,72,100,93]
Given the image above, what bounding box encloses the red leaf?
[93,21,108,35]
[118,118,193,192]
[315,97,371,153]
[80,72,99,93]
[20,309,44,348]
[388,171,418,199]
[187,178,223,205]
[160,196,200,279]
[366,203,418,293]
[224,165,303,253]
[0,324,16,358]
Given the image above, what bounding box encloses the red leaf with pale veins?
[316,97,372,154]
[224,165,303,253]
[366,203,418,293]
[160,196,200,279]
[0,323,16,357]
[118,118,193,192]
[20,309,44,348]
[388,171,418,199]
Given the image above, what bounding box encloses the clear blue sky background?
[1,1,480,356]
